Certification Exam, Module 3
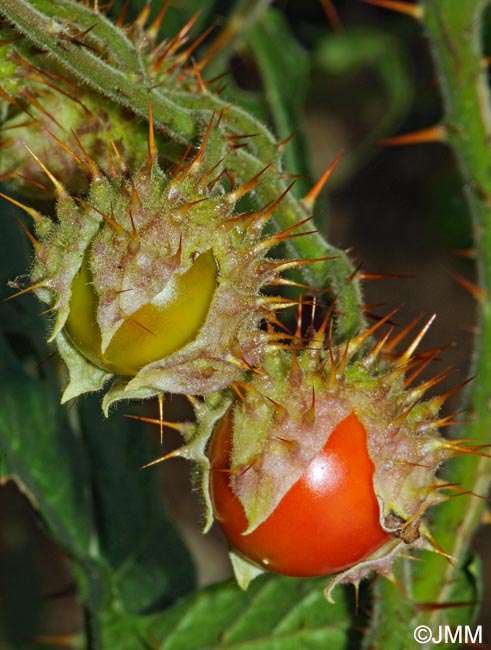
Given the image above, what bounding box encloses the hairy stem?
[366,1,491,644]
[422,0,491,551]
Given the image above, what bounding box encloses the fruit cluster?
[0,1,470,600]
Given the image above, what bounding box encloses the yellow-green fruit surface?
[65,251,217,376]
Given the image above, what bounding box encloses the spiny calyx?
[24,116,312,412]
[0,24,149,199]
[200,310,465,594]
[0,2,208,201]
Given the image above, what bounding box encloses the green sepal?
[229,549,266,591]
[57,331,111,403]
[102,378,159,417]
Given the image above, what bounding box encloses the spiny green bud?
[0,27,149,199]
[0,1,218,201]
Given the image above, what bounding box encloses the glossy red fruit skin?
[209,411,391,577]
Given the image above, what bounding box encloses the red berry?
[209,409,391,577]
[189,316,454,592]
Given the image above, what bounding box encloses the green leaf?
[364,551,481,650]
[102,575,356,650]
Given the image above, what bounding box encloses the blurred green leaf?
[0,486,42,647]
[0,331,110,603]
[247,9,313,196]
[0,203,194,638]
[78,398,195,615]
[312,27,413,183]
[0,197,113,622]
[0,214,112,635]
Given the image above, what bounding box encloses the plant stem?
[366,1,491,645]
[414,0,491,622]
[422,0,491,529]
[0,0,197,139]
